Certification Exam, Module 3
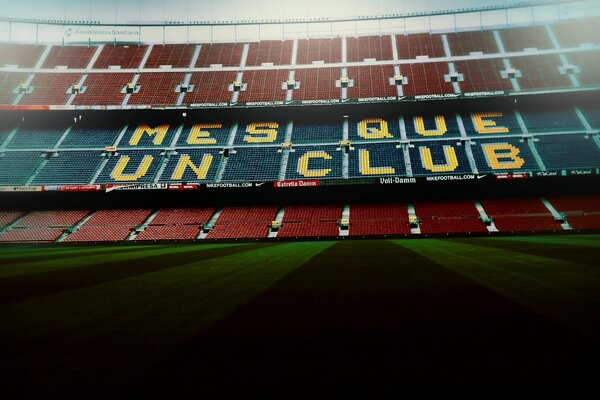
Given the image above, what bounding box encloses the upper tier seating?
[93,45,148,69]
[195,43,244,67]
[30,151,104,184]
[291,120,343,144]
[400,63,454,95]
[0,44,44,68]
[42,46,96,68]
[144,44,196,68]
[499,25,553,52]
[519,108,582,133]
[447,30,498,56]
[237,70,289,102]
[511,54,572,90]
[552,18,600,48]
[455,59,513,92]
[292,68,340,100]
[346,35,393,62]
[296,38,342,64]
[0,72,29,105]
[567,51,600,87]
[59,120,123,148]
[396,33,445,59]
[246,40,293,66]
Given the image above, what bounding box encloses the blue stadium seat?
[0,151,44,185]
[462,111,522,136]
[59,126,122,148]
[159,149,222,182]
[471,137,538,173]
[6,125,66,149]
[31,151,104,184]
[221,147,281,181]
[405,113,461,139]
[291,120,343,144]
[349,117,401,142]
[534,134,600,170]
[94,150,164,184]
[408,140,472,176]
[176,122,231,147]
[349,143,406,178]
[578,105,600,130]
[285,145,343,180]
[519,108,583,133]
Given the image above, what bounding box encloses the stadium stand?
[349,143,406,178]
[128,73,186,106]
[533,134,600,170]
[176,122,232,147]
[349,203,410,236]
[400,62,454,95]
[246,40,293,66]
[291,119,343,144]
[65,209,152,242]
[19,73,81,105]
[285,145,343,180]
[470,137,537,173]
[292,67,340,100]
[346,35,393,62]
[0,43,44,68]
[0,228,66,242]
[236,70,289,102]
[59,119,123,148]
[511,54,572,90]
[195,43,244,67]
[92,45,148,69]
[94,150,164,184]
[296,38,342,64]
[480,197,562,232]
[160,149,222,183]
[455,59,513,92]
[552,18,600,48]
[221,147,281,182]
[71,73,132,106]
[396,33,445,59]
[413,200,488,234]
[547,194,600,230]
[404,113,461,139]
[0,152,44,185]
[30,151,105,184]
[346,65,397,99]
[144,44,196,68]
[15,210,88,227]
[0,72,31,105]
[5,119,67,149]
[519,108,583,133]
[278,205,341,238]
[567,51,600,86]
[409,141,473,176]
[42,45,96,69]
[499,25,553,52]
[0,211,24,228]
[462,111,522,136]
[135,207,215,241]
[206,206,277,239]
[184,71,237,104]
[447,30,498,56]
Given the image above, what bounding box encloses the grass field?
[1,235,599,394]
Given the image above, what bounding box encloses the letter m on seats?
[129,124,170,146]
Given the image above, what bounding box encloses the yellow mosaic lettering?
[414,115,447,136]
[171,154,214,180]
[111,155,154,181]
[420,146,459,173]
[359,149,395,175]
[187,123,221,145]
[244,122,279,143]
[298,151,332,177]
[472,112,509,134]
[358,118,393,139]
[129,124,170,146]
[483,143,525,169]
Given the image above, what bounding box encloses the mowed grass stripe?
[394,238,600,336]
[142,240,594,391]
[485,234,600,248]
[0,243,263,305]
[0,241,334,395]
[0,243,242,279]
[0,245,174,269]
[449,235,600,267]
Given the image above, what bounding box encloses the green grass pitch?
[1,235,599,394]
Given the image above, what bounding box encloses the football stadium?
[1,0,600,394]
